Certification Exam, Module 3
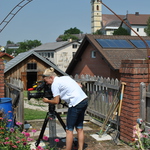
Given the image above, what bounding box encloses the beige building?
[32,40,81,72]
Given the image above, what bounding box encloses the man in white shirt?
[42,67,88,150]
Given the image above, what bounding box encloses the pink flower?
[4,142,10,144]
[12,145,17,148]
[27,137,34,141]
[16,141,20,143]
[43,136,49,141]
[10,128,14,132]
[32,129,37,133]
[22,131,26,134]
[24,132,30,137]
[8,119,12,122]
[5,137,9,140]
[0,117,3,120]
[49,117,53,120]
[8,111,12,113]
[54,138,60,142]
[16,121,22,126]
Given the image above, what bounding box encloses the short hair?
[43,67,57,77]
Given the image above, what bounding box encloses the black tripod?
[35,102,78,149]
[35,103,67,148]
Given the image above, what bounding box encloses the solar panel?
[130,40,150,48]
[96,39,133,48]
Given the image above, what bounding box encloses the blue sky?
[0,0,150,46]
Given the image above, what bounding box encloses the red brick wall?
[0,59,4,98]
[119,59,149,142]
[71,43,120,79]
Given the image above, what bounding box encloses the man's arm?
[43,95,60,104]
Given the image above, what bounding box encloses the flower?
[132,123,150,150]
[32,129,37,133]
[0,114,57,150]
[43,136,49,141]
[24,132,30,137]
[54,138,60,142]
[16,121,22,126]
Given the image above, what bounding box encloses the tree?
[6,40,42,55]
[59,34,78,41]
[113,27,130,35]
[144,17,150,36]
[64,27,83,34]
[6,40,14,44]
[93,29,103,35]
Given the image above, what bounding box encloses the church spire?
[91,0,102,33]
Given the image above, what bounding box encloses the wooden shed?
[4,50,67,90]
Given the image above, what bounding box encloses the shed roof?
[4,50,67,75]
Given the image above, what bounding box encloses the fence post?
[140,82,146,121]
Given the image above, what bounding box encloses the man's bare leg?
[66,130,73,150]
[76,128,84,150]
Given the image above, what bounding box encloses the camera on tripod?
[27,81,53,100]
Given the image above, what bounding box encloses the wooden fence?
[73,74,121,124]
[5,78,24,124]
[140,82,150,131]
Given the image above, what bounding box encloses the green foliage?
[93,30,103,35]
[64,27,83,34]
[144,17,150,36]
[17,40,41,54]
[6,40,42,55]
[113,27,130,35]
[6,40,14,44]
[59,34,78,41]
[0,117,31,149]
[131,124,150,150]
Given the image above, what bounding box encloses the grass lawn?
[24,108,46,120]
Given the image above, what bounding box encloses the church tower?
[91,0,102,33]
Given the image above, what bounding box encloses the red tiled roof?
[0,52,14,58]
[127,14,150,25]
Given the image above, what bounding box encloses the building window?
[137,28,139,32]
[51,52,54,58]
[72,44,78,48]
[97,5,99,11]
[27,63,37,70]
[91,50,96,58]
[72,52,76,57]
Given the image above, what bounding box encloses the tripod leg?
[55,111,66,131]
[35,112,49,147]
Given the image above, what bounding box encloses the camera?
[27,81,53,100]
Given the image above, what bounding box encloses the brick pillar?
[0,59,5,98]
[119,59,149,143]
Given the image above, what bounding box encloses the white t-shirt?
[51,76,87,107]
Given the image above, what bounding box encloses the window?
[91,50,96,58]
[72,44,78,48]
[51,52,54,58]
[72,52,76,57]
[27,63,37,70]
[97,5,99,11]
[137,28,139,32]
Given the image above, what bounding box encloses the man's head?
[43,67,57,84]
